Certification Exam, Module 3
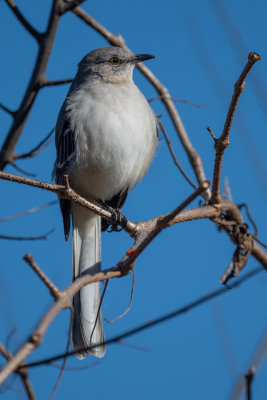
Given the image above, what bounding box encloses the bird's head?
[77,46,155,83]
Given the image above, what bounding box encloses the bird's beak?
[134,54,155,63]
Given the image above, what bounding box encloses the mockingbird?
[53,47,158,359]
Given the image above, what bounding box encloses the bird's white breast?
[67,81,157,201]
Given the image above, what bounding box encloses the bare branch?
[117,339,150,352]
[0,171,266,270]
[4,0,41,41]
[0,1,62,170]
[39,78,73,88]
[10,162,36,177]
[17,267,264,371]
[159,120,197,190]
[253,236,267,250]
[210,52,261,205]
[0,229,54,241]
[15,128,55,160]
[238,203,258,237]
[0,103,15,117]
[48,309,73,400]
[0,182,209,383]
[48,360,100,371]
[23,254,63,301]
[148,96,208,108]
[0,344,36,400]
[0,170,133,231]
[245,367,255,400]
[72,7,211,199]
[0,200,57,223]
[105,271,135,324]
[59,0,86,14]
[230,325,267,400]
[207,126,217,141]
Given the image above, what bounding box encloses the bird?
[53,47,158,359]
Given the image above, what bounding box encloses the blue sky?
[0,1,267,399]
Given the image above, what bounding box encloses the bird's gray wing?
[52,105,76,241]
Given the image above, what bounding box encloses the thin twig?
[90,280,109,344]
[0,229,54,241]
[48,308,73,400]
[48,360,100,371]
[0,201,57,223]
[253,236,267,250]
[105,271,135,324]
[230,323,267,400]
[23,266,262,369]
[0,0,79,170]
[238,203,258,237]
[0,344,36,400]
[15,128,55,160]
[245,367,255,400]
[159,120,197,190]
[210,52,261,205]
[0,182,209,383]
[0,103,15,117]
[40,78,73,87]
[207,126,217,141]
[117,339,150,352]
[220,261,234,285]
[4,0,40,41]
[23,254,63,301]
[10,162,36,177]
[148,96,208,108]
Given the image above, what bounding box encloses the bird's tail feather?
[72,203,105,359]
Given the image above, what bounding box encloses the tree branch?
[0,266,262,383]
[15,127,55,160]
[39,78,73,88]
[158,120,197,190]
[23,254,63,301]
[0,200,57,223]
[210,52,261,205]
[0,170,266,270]
[0,229,54,241]
[4,0,41,41]
[0,344,36,400]
[0,0,80,170]
[0,103,15,117]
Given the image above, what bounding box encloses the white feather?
[72,203,105,359]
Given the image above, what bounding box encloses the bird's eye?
[109,57,120,66]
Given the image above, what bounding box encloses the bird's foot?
[100,202,128,232]
[107,208,128,232]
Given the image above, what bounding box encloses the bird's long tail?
[72,203,105,359]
